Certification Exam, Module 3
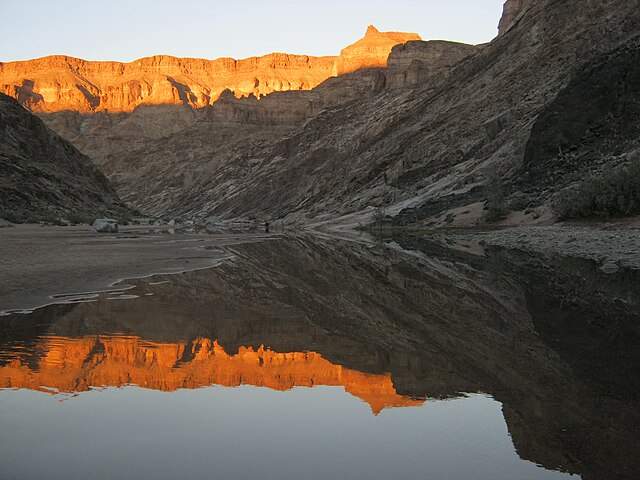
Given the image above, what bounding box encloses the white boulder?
[93,218,119,233]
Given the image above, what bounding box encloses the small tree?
[554,158,640,219]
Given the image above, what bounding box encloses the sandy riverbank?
[0,224,278,313]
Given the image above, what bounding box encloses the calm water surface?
[1,235,639,479]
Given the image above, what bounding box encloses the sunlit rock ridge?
[0,26,420,113]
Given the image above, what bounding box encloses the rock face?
[3,1,637,227]
[0,26,419,114]
[0,26,422,202]
[0,94,127,223]
[523,40,640,192]
[136,0,638,226]
[334,25,421,75]
[386,40,478,89]
[0,54,334,113]
[498,0,529,35]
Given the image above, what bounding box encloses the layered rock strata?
[0,26,420,114]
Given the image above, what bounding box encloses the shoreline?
[0,224,279,314]
[3,219,639,314]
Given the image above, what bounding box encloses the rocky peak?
[335,25,422,75]
[498,0,529,35]
[365,25,381,36]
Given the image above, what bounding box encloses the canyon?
[1,3,640,479]
[0,25,476,221]
[1,1,640,227]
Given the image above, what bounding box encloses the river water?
[1,234,638,479]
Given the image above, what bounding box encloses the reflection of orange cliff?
[0,26,421,113]
[0,336,423,414]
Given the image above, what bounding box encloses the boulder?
[93,218,119,233]
[0,218,14,228]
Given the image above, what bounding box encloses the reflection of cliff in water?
[1,235,639,479]
[0,336,421,415]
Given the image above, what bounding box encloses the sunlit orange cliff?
[0,336,424,414]
[0,26,421,113]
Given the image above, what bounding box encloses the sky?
[0,0,505,62]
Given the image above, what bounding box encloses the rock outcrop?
[498,0,529,35]
[4,1,637,228]
[334,25,421,75]
[0,93,127,223]
[0,26,423,198]
[0,26,419,114]
[136,0,639,226]
[386,40,478,89]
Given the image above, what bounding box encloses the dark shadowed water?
[1,235,639,480]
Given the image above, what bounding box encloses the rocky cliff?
[386,40,478,89]
[498,0,529,35]
[137,0,638,226]
[0,26,420,114]
[3,1,637,227]
[0,93,127,222]
[335,25,421,75]
[0,26,428,206]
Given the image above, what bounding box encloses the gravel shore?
[456,224,640,272]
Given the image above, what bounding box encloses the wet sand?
[0,224,278,313]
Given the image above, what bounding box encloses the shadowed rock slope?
[0,94,127,222]
[121,0,640,226]
[3,2,639,226]
[186,0,640,226]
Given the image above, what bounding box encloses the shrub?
[484,167,508,222]
[554,159,640,219]
[0,208,24,224]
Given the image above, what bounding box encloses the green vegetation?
[554,159,640,219]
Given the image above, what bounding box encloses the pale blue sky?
[0,0,505,62]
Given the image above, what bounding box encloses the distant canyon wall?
[0,24,480,200]
[0,26,420,114]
